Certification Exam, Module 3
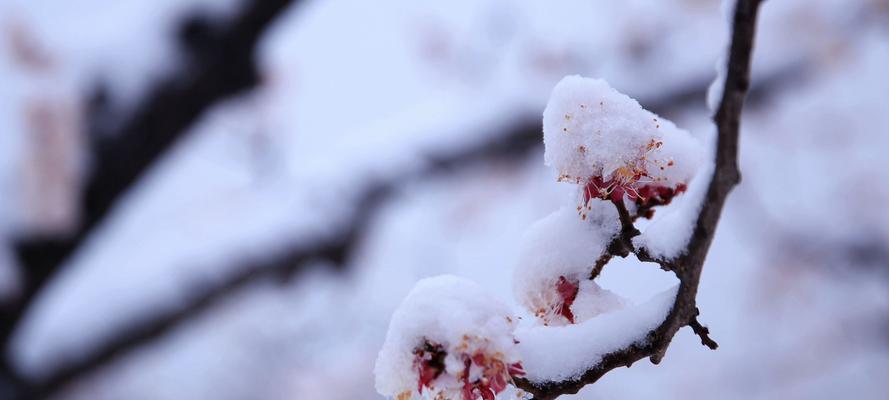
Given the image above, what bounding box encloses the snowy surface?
[570,280,627,326]
[0,0,888,399]
[512,204,619,325]
[517,286,677,383]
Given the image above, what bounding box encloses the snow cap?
[543,76,702,192]
[375,275,523,399]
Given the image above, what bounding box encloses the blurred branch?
[515,0,763,398]
[0,0,298,398]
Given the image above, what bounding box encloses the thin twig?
[588,254,612,280]
[688,312,719,350]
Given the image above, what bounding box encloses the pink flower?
[412,338,525,400]
[555,276,579,324]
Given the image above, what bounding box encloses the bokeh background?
[1,0,888,399]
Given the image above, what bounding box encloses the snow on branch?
[512,206,625,327]
[376,1,763,399]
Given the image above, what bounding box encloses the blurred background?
[1,0,888,399]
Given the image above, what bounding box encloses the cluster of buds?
[405,336,526,400]
[376,276,525,400]
[579,175,687,214]
[569,138,688,221]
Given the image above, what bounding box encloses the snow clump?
[513,205,625,326]
[375,275,527,400]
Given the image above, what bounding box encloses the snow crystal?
[543,76,703,192]
[374,275,522,399]
[516,285,678,383]
[512,205,620,325]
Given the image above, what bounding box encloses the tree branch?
[689,311,719,350]
[515,1,763,398]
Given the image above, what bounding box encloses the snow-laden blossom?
[378,77,706,397]
[375,276,526,400]
[513,207,626,326]
[543,75,703,213]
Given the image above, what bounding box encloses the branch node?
[649,353,664,365]
[589,254,612,280]
[688,313,719,350]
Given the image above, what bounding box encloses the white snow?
[516,285,677,383]
[542,76,703,190]
[571,280,628,323]
[706,54,728,113]
[374,275,520,399]
[512,204,620,325]
[706,0,737,112]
